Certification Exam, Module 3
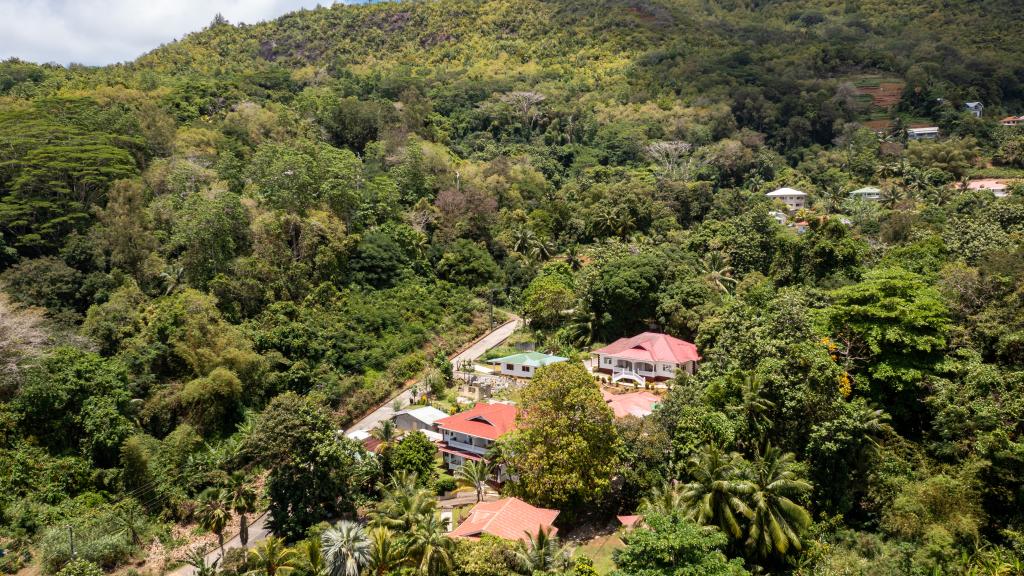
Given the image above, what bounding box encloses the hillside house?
[765,187,807,211]
[591,332,700,385]
[1001,115,1024,127]
[849,186,882,201]
[436,402,517,477]
[449,497,559,541]
[488,351,567,379]
[965,179,1010,198]
[392,406,449,432]
[965,102,984,117]
[907,127,940,140]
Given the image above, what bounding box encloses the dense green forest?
[2,0,1024,574]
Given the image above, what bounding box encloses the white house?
[765,187,807,211]
[965,102,984,118]
[907,127,940,140]
[392,406,449,432]
[488,351,567,379]
[849,186,882,201]
[591,332,700,386]
[436,402,517,480]
[769,210,788,225]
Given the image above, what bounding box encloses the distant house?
[765,187,807,211]
[769,210,788,225]
[436,402,517,475]
[488,351,567,379]
[965,102,984,118]
[965,179,1011,198]
[1002,115,1024,127]
[392,406,449,432]
[907,127,940,140]
[449,497,559,542]
[849,186,882,201]
[603,390,660,418]
[591,332,701,386]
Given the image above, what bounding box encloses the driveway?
[345,315,521,434]
[169,512,271,576]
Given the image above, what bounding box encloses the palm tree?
[296,539,329,576]
[322,520,370,576]
[407,514,454,576]
[246,536,298,576]
[512,527,569,574]
[371,420,400,451]
[372,472,436,532]
[743,444,813,561]
[679,445,752,540]
[638,481,683,517]
[454,460,493,503]
[726,372,776,448]
[184,548,219,576]
[564,244,582,271]
[700,252,739,295]
[366,527,406,576]
[227,473,257,548]
[197,488,232,558]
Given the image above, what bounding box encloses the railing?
[444,438,490,455]
[612,367,646,385]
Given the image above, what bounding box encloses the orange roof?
[449,497,559,542]
[592,332,700,364]
[435,403,518,440]
[602,390,660,419]
[617,515,642,528]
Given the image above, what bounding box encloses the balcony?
[443,438,490,456]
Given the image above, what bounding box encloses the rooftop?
[766,187,806,197]
[603,390,661,419]
[449,497,560,542]
[394,406,450,425]
[592,332,701,364]
[850,186,881,195]
[489,351,569,368]
[435,402,518,440]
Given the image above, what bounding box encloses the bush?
[54,560,104,576]
[435,474,457,495]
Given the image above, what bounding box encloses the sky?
[0,0,344,66]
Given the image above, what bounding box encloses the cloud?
[0,0,339,66]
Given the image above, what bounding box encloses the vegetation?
[1,0,1024,574]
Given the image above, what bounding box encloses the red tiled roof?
[435,403,518,441]
[617,515,642,528]
[592,332,700,364]
[449,497,560,542]
[602,390,661,419]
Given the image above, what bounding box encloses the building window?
[604,357,612,365]
[525,366,531,372]
[506,363,514,370]
[663,364,673,371]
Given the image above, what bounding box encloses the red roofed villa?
[435,402,517,476]
[591,332,700,385]
[449,497,559,542]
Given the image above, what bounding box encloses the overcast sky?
[0,0,343,66]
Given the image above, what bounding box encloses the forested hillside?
[1,0,1024,574]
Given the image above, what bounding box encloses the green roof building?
[489,351,568,378]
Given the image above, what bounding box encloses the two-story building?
[765,187,807,211]
[591,332,700,386]
[435,402,517,477]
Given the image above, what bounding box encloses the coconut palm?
[700,252,739,295]
[512,527,569,575]
[372,472,436,532]
[454,459,493,503]
[726,372,776,448]
[366,526,406,576]
[371,420,400,451]
[296,539,329,576]
[743,444,813,560]
[197,488,232,558]
[322,520,370,576]
[227,472,257,547]
[246,536,298,576]
[638,481,684,517]
[679,445,752,540]
[407,514,454,576]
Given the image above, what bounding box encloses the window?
[525,366,532,372]
[664,364,673,371]
[506,363,514,370]
[604,357,612,365]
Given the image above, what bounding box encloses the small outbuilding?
[392,406,450,432]
[488,351,568,379]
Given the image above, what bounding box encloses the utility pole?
[67,525,76,559]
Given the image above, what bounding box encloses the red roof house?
[602,390,661,419]
[591,332,700,385]
[449,497,559,542]
[435,403,518,478]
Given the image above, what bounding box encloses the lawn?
[574,533,625,575]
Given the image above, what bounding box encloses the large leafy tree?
[504,362,621,516]
[612,511,749,576]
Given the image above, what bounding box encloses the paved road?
[169,512,271,576]
[346,315,521,434]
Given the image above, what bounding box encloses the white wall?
[496,362,537,378]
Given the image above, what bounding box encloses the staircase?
[612,368,646,385]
